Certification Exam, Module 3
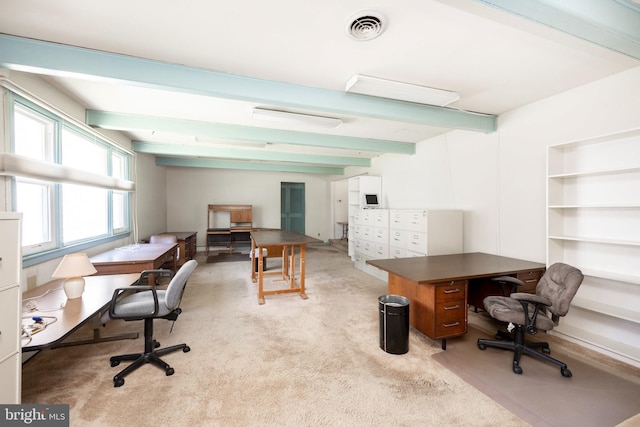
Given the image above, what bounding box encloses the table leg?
[251,238,257,283]
[258,245,265,305]
[289,246,296,288]
[282,246,290,281]
[299,244,308,299]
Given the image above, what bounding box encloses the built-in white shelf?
[547,127,640,366]
[548,235,640,247]
[548,165,640,179]
[571,297,640,324]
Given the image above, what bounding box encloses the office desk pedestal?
[388,274,468,350]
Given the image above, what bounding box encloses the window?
[8,94,133,264]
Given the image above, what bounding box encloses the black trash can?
[379,294,410,354]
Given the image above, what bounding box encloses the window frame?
[6,92,134,267]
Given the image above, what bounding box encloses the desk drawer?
[434,302,467,337]
[434,280,467,302]
[517,270,543,293]
[0,286,19,359]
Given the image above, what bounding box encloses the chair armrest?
[108,285,160,320]
[510,292,552,307]
[492,276,524,295]
[510,292,552,335]
[135,269,173,285]
[492,276,524,286]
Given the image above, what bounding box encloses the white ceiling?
[0,0,639,175]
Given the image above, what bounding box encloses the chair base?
[109,318,190,387]
[477,325,573,377]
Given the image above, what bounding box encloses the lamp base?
[63,277,85,299]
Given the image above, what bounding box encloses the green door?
[281,182,305,234]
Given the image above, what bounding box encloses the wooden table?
[90,243,178,283]
[367,252,546,349]
[250,230,321,304]
[22,273,140,351]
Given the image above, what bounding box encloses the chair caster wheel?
[561,368,572,377]
[111,360,120,367]
[114,377,124,387]
[154,340,161,348]
[183,346,191,353]
[166,367,175,376]
[477,340,486,350]
[512,365,523,374]
[542,346,551,354]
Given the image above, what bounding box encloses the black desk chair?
[100,259,198,387]
[478,263,583,377]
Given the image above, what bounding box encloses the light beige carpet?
[20,246,638,426]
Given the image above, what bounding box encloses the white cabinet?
[354,208,463,281]
[389,210,463,258]
[0,212,21,404]
[352,208,389,281]
[547,128,640,366]
[347,176,381,257]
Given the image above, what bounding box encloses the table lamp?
[52,253,98,299]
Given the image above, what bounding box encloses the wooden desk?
[367,252,546,349]
[22,273,140,351]
[90,243,177,283]
[250,230,321,304]
[163,232,197,266]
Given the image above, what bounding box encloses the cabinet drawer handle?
[443,289,460,294]
[524,279,537,283]
[443,322,460,328]
[443,305,460,310]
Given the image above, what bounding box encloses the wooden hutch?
[206,204,254,255]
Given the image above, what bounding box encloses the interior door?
[281,182,305,233]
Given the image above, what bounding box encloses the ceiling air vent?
[345,11,386,41]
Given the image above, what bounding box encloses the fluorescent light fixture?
[252,108,342,128]
[345,74,460,106]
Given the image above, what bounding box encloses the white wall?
[134,152,168,241]
[165,167,332,247]
[368,65,640,264]
[331,179,349,239]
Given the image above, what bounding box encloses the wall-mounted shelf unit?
[547,128,640,366]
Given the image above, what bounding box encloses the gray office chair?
[100,259,198,387]
[477,263,583,377]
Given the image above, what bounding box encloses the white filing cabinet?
[354,208,463,281]
[347,176,382,257]
[352,208,389,281]
[389,210,463,258]
[0,212,21,404]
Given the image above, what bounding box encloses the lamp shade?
[52,253,97,299]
